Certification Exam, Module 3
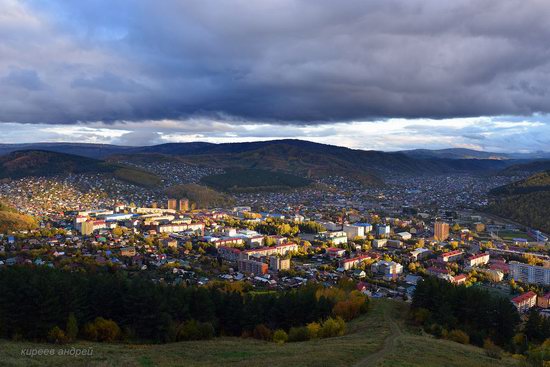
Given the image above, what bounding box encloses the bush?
[47,326,67,344]
[428,324,443,338]
[483,338,502,360]
[273,329,288,344]
[83,317,120,342]
[447,329,469,345]
[319,317,346,338]
[177,320,215,341]
[253,324,273,341]
[288,326,310,342]
[306,322,321,339]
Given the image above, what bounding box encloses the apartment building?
[509,261,550,285]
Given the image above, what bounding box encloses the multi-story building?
[466,253,490,267]
[343,224,365,239]
[269,256,290,271]
[317,231,348,245]
[179,198,189,212]
[372,238,387,249]
[511,291,537,312]
[387,239,403,248]
[167,199,177,210]
[396,232,412,240]
[438,249,463,262]
[240,243,299,260]
[376,225,390,236]
[509,261,550,285]
[238,259,268,275]
[434,221,450,241]
[325,247,346,258]
[410,248,432,261]
[371,260,403,281]
[218,246,242,262]
[340,255,372,271]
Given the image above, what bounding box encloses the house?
[353,269,366,279]
[511,291,537,312]
[120,247,136,257]
[356,282,368,293]
[452,274,467,285]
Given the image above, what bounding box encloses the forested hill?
[0,150,161,188]
[0,141,526,187]
[488,171,550,233]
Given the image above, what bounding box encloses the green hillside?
[0,201,36,233]
[0,299,518,367]
[0,150,161,188]
[200,169,312,192]
[488,171,550,232]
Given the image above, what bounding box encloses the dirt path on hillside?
[352,306,404,367]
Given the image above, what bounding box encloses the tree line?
[0,266,366,344]
[411,276,520,349]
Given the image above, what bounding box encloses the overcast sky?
[1,0,549,152]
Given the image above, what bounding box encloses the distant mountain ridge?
[401,148,550,160]
[0,140,544,185]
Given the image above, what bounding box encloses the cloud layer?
[2,116,549,153]
[2,0,550,126]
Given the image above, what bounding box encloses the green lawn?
[0,300,520,367]
[496,230,534,241]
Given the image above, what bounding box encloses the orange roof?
[511,291,537,304]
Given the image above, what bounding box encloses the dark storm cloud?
[3,0,550,124]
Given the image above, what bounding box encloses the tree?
[66,313,78,341]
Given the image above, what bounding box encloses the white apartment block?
[510,261,550,285]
